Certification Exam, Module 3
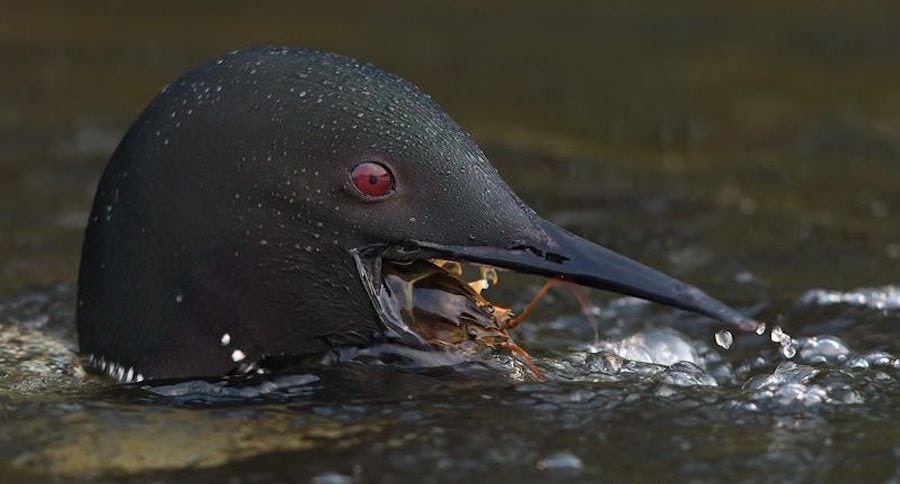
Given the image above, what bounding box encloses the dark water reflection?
[1,1,899,482]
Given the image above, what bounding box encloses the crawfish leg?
[563,283,601,335]
[508,279,600,332]
[501,341,545,381]
[506,279,557,329]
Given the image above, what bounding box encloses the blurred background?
[3,0,898,299]
[2,2,900,482]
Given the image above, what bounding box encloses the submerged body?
[77,47,758,381]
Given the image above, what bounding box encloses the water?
[715,330,733,349]
[2,1,900,482]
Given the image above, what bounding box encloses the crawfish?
[381,259,544,379]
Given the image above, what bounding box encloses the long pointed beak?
[410,218,760,333]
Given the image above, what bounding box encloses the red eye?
[350,161,394,198]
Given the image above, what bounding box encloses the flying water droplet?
[781,344,797,359]
[715,330,733,349]
[770,325,791,345]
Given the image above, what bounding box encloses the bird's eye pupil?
[350,161,394,198]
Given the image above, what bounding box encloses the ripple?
[147,374,320,403]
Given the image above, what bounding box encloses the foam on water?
[799,285,900,311]
[544,328,726,387]
[743,361,866,410]
[0,277,897,484]
[592,328,704,367]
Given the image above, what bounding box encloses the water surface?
[1,1,899,482]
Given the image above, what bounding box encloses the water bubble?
[662,362,718,387]
[536,451,582,472]
[174,294,183,303]
[864,352,892,367]
[311,472,354,484]
[655,385,677,398]
[744,361,841,409]
[797,335,849,364]
[798,286,900,311]
[734,271,755,284]
[839,389,865,404]
[715,330,733,349]
[608,328,701,366]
